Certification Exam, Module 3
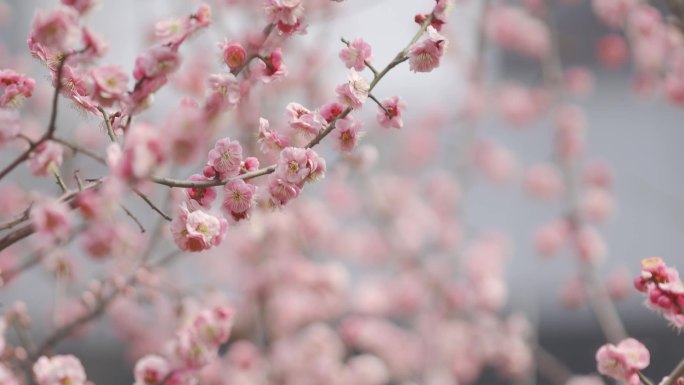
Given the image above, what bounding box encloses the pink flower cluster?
[133,306,234,385]
[596,338,650,385]
[634,257,684,328]
[407,26,448,73]
[339,38,373,71]
[0,69,36,108]
[268,147,326,206]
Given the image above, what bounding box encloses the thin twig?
[119,204,145,233]
[368,93,389,115]
[133,189,172,221]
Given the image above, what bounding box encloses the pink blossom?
[408,26,448,72]
[187,174,218,208]
[108,123,166,181]
[192,306,234,345]
[170,328,216,369]
[207,137,243,179]
[339,38,373,71]
[28,141,63,177]
[133,355,170,385]
[254,48,287,83]
[223,179,257,221]
[607,266,632,301]
[484,5,549,58]
[257,117,289,155]
[33,355,87,385]
[29,7,81,53]
[472,140,518,184]
[268,176,301,206]
[170,202,227,252]
[264,0,305,33]
[0,69,36,108]
[336,70,369,109]
[0,109,20,145]
[320,101,346,123]
[275,147,325,184]
[376,96,406,129]
[634,257,684,328]
[286,102,324,138]
[205,73,240,115]
[90,64,128,104]
[31,199,73,242]
[433,0,455,23]
[220,40,246,71]
[596,338,649,385]
[554,105,586,160]
[133,45,181,81]
[523,163,563,200]
[335,116,362,152]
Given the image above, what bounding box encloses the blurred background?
[1,0,684,384]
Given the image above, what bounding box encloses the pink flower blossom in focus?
[336,70,369,109]
[336,116,362,152]
[220,40,246,71]
[339,38,373,71]
[257,117,289,155]
[223,179,257,221]
[408,26,448,72]
[187,174,218,208]
[376,96,406,129]
[170,202,227,252]
[207,137,243,179]
[596,338,649,385]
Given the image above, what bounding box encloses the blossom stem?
[368,93,390,115]
[340,37,379,76]
[0,56,68,181]
[638,371,656,385]
[50,163,68,193]
[97,107,117,142]
[132,189,172,221]
[664,358,684,385]
[119,204,145,233]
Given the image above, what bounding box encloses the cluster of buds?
[634,257,684,328]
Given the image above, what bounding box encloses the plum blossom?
[90,64,128,105]
[31,199,73,242]
[336,70,369,109]
[220,40,246,71]
[223,179,257,221]
[339,38,373,71]
[29,7,81,53]
[186,174,218,208]
[596,338,649,385]
[255,48,287,83]
[61,0,97,15]
[0,70,36,108]
[264,0,305,34]
[376,96,406,129]
[133,45,181,80]
[634,257,684,328]
[28,141,63,177]
[257,118,289,154]
[170,202,227,252]
[286,102,324,138]
[133,355,170,385]
[274,147,326,185]
[108,123,166,181]
[408,26,448,72]
[336,116,362,152]
[33,355,87,385]
[207,137,243,179]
